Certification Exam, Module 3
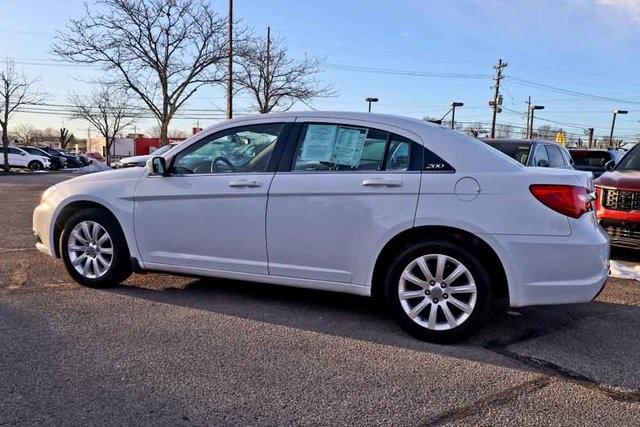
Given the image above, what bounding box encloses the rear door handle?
[228,179,263,188]
[362,179,403,187]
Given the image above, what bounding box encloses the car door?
[134,119,291,274]
[8,147,27,167]
[266,118,421,286]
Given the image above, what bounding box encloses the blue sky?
[2,0,640,140]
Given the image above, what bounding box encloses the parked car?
[113,142,179,168]
[569,149,614,178]
[55,149,85,168]
[84,152,105,163]
[482,139,574,169]
[78,154,92,166]
[19,146,66,170]
[34,112,608,342]
[4,146,51,171]
[38,147,84,168]
[594,144,640,249]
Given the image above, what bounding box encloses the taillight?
[529,184,593,219]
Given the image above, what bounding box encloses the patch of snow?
[610,260,640,281]
[73,162,112,173]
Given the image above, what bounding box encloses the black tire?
[383,239,492,343]
[60,208,132,288]
[28,161,43,171]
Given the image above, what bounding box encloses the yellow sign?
[555,132,567,145]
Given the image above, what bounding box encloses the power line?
[506,76,640,105]
[324,63,491,79]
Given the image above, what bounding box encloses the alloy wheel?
[67,221,114,279]
[398,254,477,331]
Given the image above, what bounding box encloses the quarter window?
[172,123,284,174]
[292,123,412,172]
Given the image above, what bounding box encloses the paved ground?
[1,172,640,425]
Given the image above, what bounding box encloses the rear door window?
[545,145,566,168]
[292,123,412,172]
[531,145,550,167]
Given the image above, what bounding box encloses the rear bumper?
[490,219,610,307]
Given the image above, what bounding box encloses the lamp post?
[609,109,628,147]
[450,102,464,129]
[365,97,378,113]
[528,105,545,139]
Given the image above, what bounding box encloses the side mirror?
[536,159,550,167]
[605,160,615,171]
[148,156,168,176]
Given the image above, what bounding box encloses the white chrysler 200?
[33,112,609,342]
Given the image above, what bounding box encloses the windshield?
[485,142,531,166]
[616,145,640,171]
[570,151,611,167]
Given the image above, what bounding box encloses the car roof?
[192,111,523,173]
[224,110,439,133]
[482,138,560,145]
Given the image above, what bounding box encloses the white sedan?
[33,112,609,342]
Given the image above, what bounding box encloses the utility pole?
[265,26,271,113]
[226,0,233,120]
[490,58,507,138]
[525,96,531,138]
[587,128,594,148]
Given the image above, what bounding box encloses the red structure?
[133,136,187,155]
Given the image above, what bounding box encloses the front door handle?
[362,179,403,187]
[228,179,263,188]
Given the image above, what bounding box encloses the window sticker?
[299,124,337,163]
[332,127,367,167]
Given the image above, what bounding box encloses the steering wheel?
[211,156,237,173]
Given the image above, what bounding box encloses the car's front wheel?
[384,240,492,343]
[60,208,132,287]
[28,161,43,171]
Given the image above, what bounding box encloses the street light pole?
[528,105,544,139]
[609,109,628,147]
[365,97,378,113]
[450,102,464,129]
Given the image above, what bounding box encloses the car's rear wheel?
[384,240,492,343]
[28,161,43,171]
[60,208,132,287]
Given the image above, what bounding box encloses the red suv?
[594,144,640,248]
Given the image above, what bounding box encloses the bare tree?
[465,122,487,138]
[59,127,73,149]
[15,123,42,144]
[147,125,188,139]
[234,29,333,113]
[53,0,228,146]
[0,60,44,172]
[69,85,136,164]
[495,123,514,138]
[536,125,563,140]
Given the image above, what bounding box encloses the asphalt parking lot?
[2,172,640,425]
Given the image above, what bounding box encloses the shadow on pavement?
[108,276,640,396]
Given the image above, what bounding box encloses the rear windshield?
[485,142,531,166]
[570,151,611,167]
